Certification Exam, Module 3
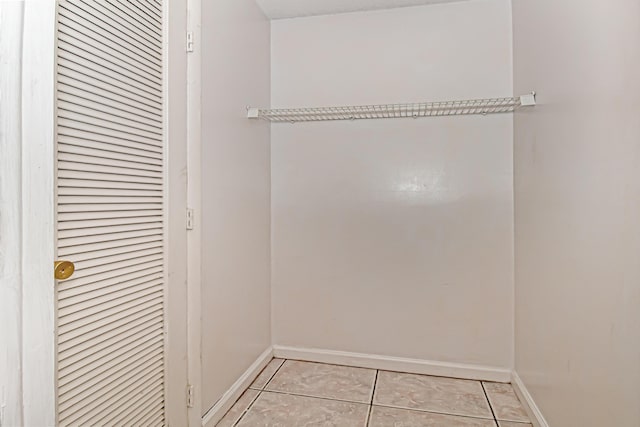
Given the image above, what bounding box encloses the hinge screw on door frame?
[187,385,194,408]
[186,31,194,52]
[186,208,195,230]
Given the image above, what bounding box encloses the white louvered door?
[55,1,166,425]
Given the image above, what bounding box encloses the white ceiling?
[255,0,470,20]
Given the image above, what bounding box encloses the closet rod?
[247,92,536,123]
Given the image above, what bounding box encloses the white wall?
[271,0,515,368]
[513,1,640,426]
[200,0,272,414]
[256,0,474,20]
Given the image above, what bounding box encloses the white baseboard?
[272,345,512,383]
[511,371,549,427]
[201,347,274,427]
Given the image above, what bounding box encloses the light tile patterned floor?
[217,359,533,427]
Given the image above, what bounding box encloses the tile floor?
[217,359,533,427]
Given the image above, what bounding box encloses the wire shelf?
[248,93,536,123]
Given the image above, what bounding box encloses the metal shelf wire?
[248,93,536,123]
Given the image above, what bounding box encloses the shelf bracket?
[519,92,536,106]
[247,107,260,119]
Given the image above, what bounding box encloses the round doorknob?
[54,260,75,280]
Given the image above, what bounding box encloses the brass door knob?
[54,260,75,280]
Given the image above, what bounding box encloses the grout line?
[260,358,287,391]
[230,390,262,427]
[369,370,379,405]
[280,357,384,373]
[260,389,371,406]
[365,371,378,427]
[254,388,495,424]
[481,381,499,423]
[364,404,373,427]
[274,357,504,384]
[371,403,496,422]
[492,422,530,426]
[231,358,287,426]
[249,357,287,391]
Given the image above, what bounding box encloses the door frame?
[20,2,57,425]
[15,1,191,425]
[166,0,191,425]
[186,0,203,425]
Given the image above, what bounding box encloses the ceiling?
[255,0,471,20]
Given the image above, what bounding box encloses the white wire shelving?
[247,92,536,123]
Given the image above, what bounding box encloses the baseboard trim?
[272,345,511,383]
[511,371,549,427]
[201,347,274,427]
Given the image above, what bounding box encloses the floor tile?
[374,371,493,419]
[236,392,369,426]
[216,389,259,427]
[497,421,533,427]
[369,406,498,427]
[265,360,376,403]
[250,358,285,390]
[482,382,530,423]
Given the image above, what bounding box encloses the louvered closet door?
[55,1,165,425]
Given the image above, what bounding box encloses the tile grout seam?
[369,370,379,405]
[262,358,287,390]
[232,358,287,427]
[364,405,373,427]
[274,359,504,384]
[370,403,498,422]
[481,381,499,425]
[230,391,261,427]
[257,388,371,406]
[248,358,286,392]
[245,388,499,423]
[366,370,379,427]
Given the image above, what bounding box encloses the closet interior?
[1,0,637,426]
[198,0,639,426]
